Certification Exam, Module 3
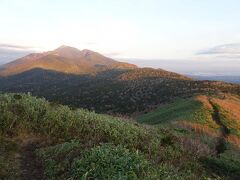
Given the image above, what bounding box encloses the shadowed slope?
[0,68,239,115]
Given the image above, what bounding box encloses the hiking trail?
[20,140,44,180]
[209,99,230,155]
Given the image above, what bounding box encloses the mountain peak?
[54,45,81,52]
[52,45,82,58]
[0,46,137,76]
[56,45,69,49]
[81,49,97,57]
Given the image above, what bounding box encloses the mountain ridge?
[0,46,137,76]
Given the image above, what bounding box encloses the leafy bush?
[71,144,151,179]
[0,138,20,179]
[203,150,240,179]
[38,142,152,179]
[37,140,82,179]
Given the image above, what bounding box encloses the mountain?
[0,46,137,76]
[189,74,240,84]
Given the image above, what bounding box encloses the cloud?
[216,54,240,59]
[197,43,240,55]
[0,43,36,64]
[0,43,35,50]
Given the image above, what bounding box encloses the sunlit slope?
[137,96,217,127]
[0,46,136,76]
[211,95,240,145]
[137,98,202,124]
[137,94,240,147]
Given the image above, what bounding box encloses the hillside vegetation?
[0,93,229,179]
[1,92,239,179]
[137,94,240,179]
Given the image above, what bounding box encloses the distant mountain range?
[188,75,240,84]
[124,59,240,83]
[0,45,136,76]
[0,46,239,114]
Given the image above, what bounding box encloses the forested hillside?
[0,68,239,115]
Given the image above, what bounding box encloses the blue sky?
[0,0,240,74]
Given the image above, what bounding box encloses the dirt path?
[20,141,44,180]
[208,99,230,155]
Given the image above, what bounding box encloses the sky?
[0,0,240,74]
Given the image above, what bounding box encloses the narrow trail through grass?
[20,141,43,180]
[209,99,230,155]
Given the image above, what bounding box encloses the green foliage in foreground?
[0,93,158,151]
[37,141,211,180]
[0,138,20,179]
[0,93,219,179]
[38,142,152,179]
[203,148,240,179]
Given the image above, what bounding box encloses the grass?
[37,142,153,179]
[137,96,218,130]
[203,148,240,179]
[0,93,213,179]
[137,98,201,125]
[212,96,240,138]
[137,94,240,179]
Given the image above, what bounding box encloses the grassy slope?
[212,95,240,138]
[137,96,218,129]
[137,98,202,124]
[0,93,210,179]
[137,94,240,179]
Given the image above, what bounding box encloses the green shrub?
[203,150,240,179]
[0,138,20,179]
[37,140,82,179]
[71,144,151,179]
[38,142,152,179]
